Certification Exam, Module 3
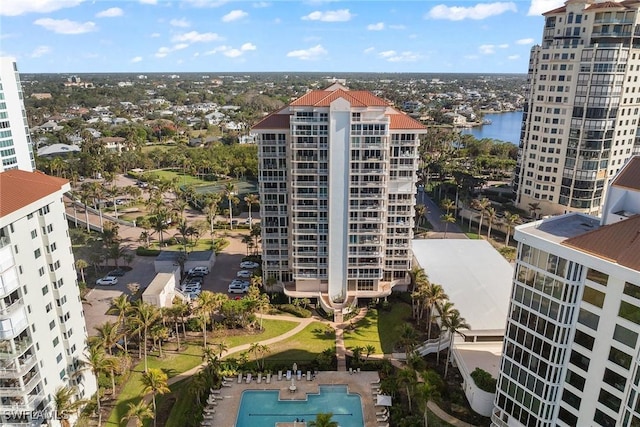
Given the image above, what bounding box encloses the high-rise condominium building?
[514,0,640,217]
[0,57,36,172]
[252,83,426,307]
[0,170,97,426]
[493,156,640,427]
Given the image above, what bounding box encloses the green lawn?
[263,321,335,365]
[145,169,209,186]
[344,303,413,354]
[221,318,299,355]
[155,378,193,427]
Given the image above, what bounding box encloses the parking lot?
[84,230,256,335]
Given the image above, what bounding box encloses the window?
[558,407,578,426]
[586,268,609,285]
[31,229,37,238]
[594,409,616,427]
[603,368,626,391]
[574,329,595,350]
[49,320,55,330]
[624,282,640,300]
[566,370,585,391]
[53,337,59,347]
[609,346,632,369]
[619,301,640,325]
[42,285,48,295]
[578,308,600,330]
[562,388,581,409]
[582,286,605,307]
[45,303,52,313]
[613,324,638,348]
[34,248,41,259]
[598,389,621,412]
[570,350,590,371]
[56,353,62,363]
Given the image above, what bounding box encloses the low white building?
[142,271,178,308]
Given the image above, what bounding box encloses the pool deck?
[205,371,383,427]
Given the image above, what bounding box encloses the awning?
[376,394,392,407]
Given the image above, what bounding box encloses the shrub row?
[136,247,161,256]
[277,304,312,318]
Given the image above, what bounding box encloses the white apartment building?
[0,169,96,426]
[493,156,640,427]
[252,83,426,308]
[514,0,640,217]
[0,57,36,172]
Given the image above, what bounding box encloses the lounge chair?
[371,378,381,384]
[222,381,232,387]
[377,415,388,422]
[349,367,353,374]
[376,409,388,416]
[257,373,263,384]
[377,423,389,427]
[237,373,243,384]
[210,388,220,394]
[307,370,312,381]
[223,376,233,382]
[286,370,292,380]
[278,370,283,381]
[245,373,252,383]
[297,370,302,380]
[266,373,272,384]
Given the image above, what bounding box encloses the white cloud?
[388,24,406,30]
[203,43,254,57]
[96,7,123,18]
[363,47,375,54]
[204,45,230,55]
[170,18,191,28]
[172,31,222,43]
[131,56,143,63]
[378,50,419,62]
[479,44,496,54]
[30,45,51,58]
[516,37,535,45]
[155,44,189,58]
[224,49,243,58]
[508,54,520,60]
[240,42,256,51]
[427,2,517,21]
[464,55,480,60]
[1,0,83,17]
[150,32,161,37]
[286,44,328,60]
[367,22,384,31]
[253,2,270,7]
[528,0,564,16]
[498,44,509,49]
[302,9,353,22]
[139,0,157,4]
[34,18,97,34]
[222,9,248,22]
[174,43,189,50]
[184,0,229,7]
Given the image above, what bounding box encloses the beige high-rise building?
[252,83,426,310]
[514,0,640,218]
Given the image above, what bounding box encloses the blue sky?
[1,0,566,73]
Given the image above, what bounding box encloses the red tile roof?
[543,5,566,15]
[587,1,629,9]
[252,112,291,129]
[562,215,640,271]
[0,170,68,217]
[389,113,427,130]
[611,156,640,191]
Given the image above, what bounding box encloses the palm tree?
[424,283,448,342]
[397,323,419,356]
[141,368,170,427]
[485,206,497,239]
[414,203,427,229]
[528,202,541,220]
[79,182,93,232]
[308,412,338,427]
[85,344,108,426]
[196,290,219,348]
[440,213,456,238]
[475,197,490,236]
[93,321,121,355]
[107,294,131,353]
[224,182,237,229]
[442,309,471,377]
[435,301,456,365]
[503,211,520,247]
[364,344,376,361]
[121,401,154,427]
[54,386,86,427]
[244,193,259,230]
[440,198,455,215]
[130,301,160,372]
[397,368,418,413]
[203,193,222,234]
[241,234,254,256]
[417,380,439,427]
[75,259,88,283]
[215,341,229,358]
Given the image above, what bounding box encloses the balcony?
[0,394,44,413]
[591,31,632,38]
[0,268,19,297]
[0,355,37,379]
[0,305,28,340]
[0,338,32,360]
[0,372,41,397]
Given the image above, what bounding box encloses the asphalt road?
[417,190,467,239]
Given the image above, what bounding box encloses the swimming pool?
[235,385,364,427]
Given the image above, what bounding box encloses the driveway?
[417,190,467,239]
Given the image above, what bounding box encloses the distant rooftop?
[611,156,640,191]
[0,170,68,218]
[411,239,513,334]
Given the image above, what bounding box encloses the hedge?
[277,304,312,318]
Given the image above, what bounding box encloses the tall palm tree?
[224,182,237,229]
[475,197,490,236]
[485,206,497,239]
[397,323,419,356]
[244,193,259,230]
[435,301,456,365]
[397,368,418,413]
[53,386,87,427]
[528,202,541,220]
[503,211,520,247]
[440,198,455,215]
[107,294,131,353]
[424,283,448,342]
[130,301,160,372]
[414,203,427,229]
[417,380,439,427]
[203,193,222,234]
[141,368,170,427]
[85,344,108,426]
[442,309,471,377]
[75,259,88,283]
[195,291,219,348]
[79,182,93,232]
[440,213,456,238]
[308,412,338,427]
[93,320,121,356]
[121,401,154,427]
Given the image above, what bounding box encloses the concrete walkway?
[334,307,369,372]
[427,401,479,427]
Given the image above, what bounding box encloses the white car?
[228,283,249,294]
[237,270,252,278]
[188,267,209,275]
[182,285,201,293]
[96,276,118,286]
[230,279,249,287]
[240,261,260,269]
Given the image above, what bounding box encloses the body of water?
[461,111,523,145]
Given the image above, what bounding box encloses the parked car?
[107,268,126,277]
[182,286,201,294]
[240,261,259,269]
[228,283,250,294]
[188,267,209,275]
[185,276,203,285]
[230,279,249,287]
[96,276,118,286]
[237,270,252,278]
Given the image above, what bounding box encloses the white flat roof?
[411,239,513,333]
